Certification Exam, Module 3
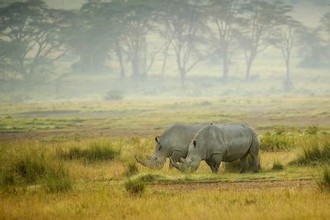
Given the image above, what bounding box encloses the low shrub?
[124,178,145,197]
[305,125,319,135]
[104,90,124,100]
[260,127,295,151]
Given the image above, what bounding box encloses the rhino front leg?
[210,154,223,173]
[169,151,185,169]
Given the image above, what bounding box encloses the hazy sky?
[44,0,85,9]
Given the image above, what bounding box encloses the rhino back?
[161,124,205,152]
[203,124,254,161]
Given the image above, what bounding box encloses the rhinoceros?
[135,124,206,169]
[170,124,260,173]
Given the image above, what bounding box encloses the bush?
[59,142,120,163]
[305,125,319,135]
[124,179,145,197]
[260,128,295,151]
[104,90,124,100]
[0,146,72,192]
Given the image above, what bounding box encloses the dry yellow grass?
[0,180,328,220]
[0,97,329,219]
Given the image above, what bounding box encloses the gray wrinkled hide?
[135,124,206,169]
[172,124,260,173]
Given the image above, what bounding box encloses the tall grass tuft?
[124,178,145,197]
[43,163,72,193]
[0,145,72,192]
[291,143,330,166]
[124,162,139,177]
[59,142,120,163]
[272,160,284,171]
[318,167,330,191]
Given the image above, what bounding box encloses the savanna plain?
[0,96,330,220]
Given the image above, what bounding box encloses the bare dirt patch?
[151,179,315,192]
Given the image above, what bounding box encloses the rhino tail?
[248,127,260,172]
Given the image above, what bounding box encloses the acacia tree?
[296,26,329,68]
[239,0,292,80]
[208,0,245,80]
[0,0,68,80]
[321,12,330,35]
[163,0,209,87]
[64,2,110,73]
[271,18,302,90]
[117,0,162,82]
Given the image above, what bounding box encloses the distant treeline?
[0,0,329,88]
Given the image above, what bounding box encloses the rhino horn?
[135,155,152,167]
[134,155,161,169]
[170,157,185,172]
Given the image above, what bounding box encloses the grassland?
[0,96,329,219]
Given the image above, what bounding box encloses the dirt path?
[151,179,316,191]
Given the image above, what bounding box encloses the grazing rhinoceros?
[135,124,206,169]
[170,124,260,173]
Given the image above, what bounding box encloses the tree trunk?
[179,67,185,88]
[222,47,229,80]
[245,60,252,80]
[161,50,168,78]
[131,55,139,83]
[115,45,125,82]
[284,55,293,91]
[285,55,290,83]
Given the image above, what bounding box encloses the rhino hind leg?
[251,154,259,173]
[249,133,260,173]
[239,154,249,173]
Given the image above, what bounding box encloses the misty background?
[0,0,329,102]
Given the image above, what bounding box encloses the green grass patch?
[0,145,72,193]
[58,141,120,163]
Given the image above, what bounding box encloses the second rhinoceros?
[135,124,206,169]
[170,124,260,173]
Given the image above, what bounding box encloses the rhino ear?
[193,139,197,147]
[155,136,160,144]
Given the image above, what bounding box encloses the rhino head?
[170,139,201,172]
[134,136,168,170]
